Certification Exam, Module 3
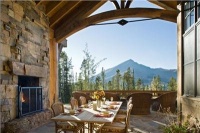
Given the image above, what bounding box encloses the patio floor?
[28,104,176,133]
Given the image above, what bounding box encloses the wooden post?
[177,3,183,123]
[49,29,59,107]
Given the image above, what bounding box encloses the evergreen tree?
[95,76,102,90]
[101,67,106,89]
[80,44,106,90]
[115,69,121,90]
[132,68,135,89]
[168,77,177,91]
[136,78,143,90]
[111,77,115,90]
[108,81,112,90]
[123,67,133,90]
[151,75,162,90]
[58,51,73,103]
[77,73,83,90]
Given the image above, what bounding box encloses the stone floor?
[28,111,176,133]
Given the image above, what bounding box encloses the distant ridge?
[94,59,177,85]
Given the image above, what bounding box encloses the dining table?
[51,101,122,133]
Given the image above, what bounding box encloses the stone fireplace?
[0,1,53,132]
[18,76,43,117]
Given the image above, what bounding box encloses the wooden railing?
[73,90,176,98]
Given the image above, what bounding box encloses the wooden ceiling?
[35,0,178,43]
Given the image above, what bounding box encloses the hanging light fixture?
[90,18,158,26]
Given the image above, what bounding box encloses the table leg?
[89,123,93,133]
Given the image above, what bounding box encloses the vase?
[97,100,101,108]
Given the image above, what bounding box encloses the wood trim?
[121,0,125,9]
[55,8,178,43]
[111,0,120,9]
[49,29,59,105]
[125,0,133,8]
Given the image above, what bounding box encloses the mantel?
[8,61,47,78]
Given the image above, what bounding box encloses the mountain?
[94,59,177,85]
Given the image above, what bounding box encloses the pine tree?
[123,67,133,90]
[132,68,135,89]
[80,44,106,90]
[136,78,143,90]
[58,51,73,103]
[95,76,102,90]
[168,77,177,91]
[115,69,121,90]
[151,75,162,91]
[108,81,112,90]
[101,67,106,89]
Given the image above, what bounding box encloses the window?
[184,1,195,31]
[198,0,200,18]
[183,1,200,97]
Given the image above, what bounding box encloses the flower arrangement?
[92,90,105,100]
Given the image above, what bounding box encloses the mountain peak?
[95,59,177,85]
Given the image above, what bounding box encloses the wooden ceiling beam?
[46,1,66,18]
[53,1,106,30]
[49,1,81,28]
[35,0,42,6]
[35,0,49,7]
[148,0,177,11]
[46,1,63,16]
[55,8,178,43]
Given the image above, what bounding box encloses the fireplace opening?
[18,76,43,117]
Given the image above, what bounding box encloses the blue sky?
[63,0,177,74]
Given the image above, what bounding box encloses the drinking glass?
[102,97,106,105]
[93,101,97,110]
[110,97,113,101]
[88,100,91,107]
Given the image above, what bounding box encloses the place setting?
[60,108,83,116]
[94,110,114,118]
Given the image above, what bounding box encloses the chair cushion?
[101,122,126,132]
[56,121,79,130]
[114,114,126,122]
[117,109,127,114]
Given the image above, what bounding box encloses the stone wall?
[0,0,51,131]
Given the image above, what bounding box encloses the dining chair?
[114,98,132,123]
[51,102,84,133]
[118,97,132,114]
[98,104,133,133]
[126,92,152,115]
[79,96,87,105]
[152,91,177,113]
[70,97,78,110]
